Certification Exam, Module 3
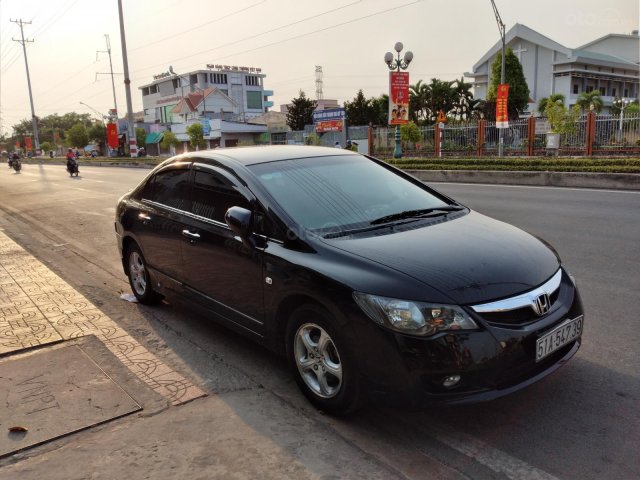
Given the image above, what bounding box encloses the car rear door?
[180,162,265,335]
[132,162,192,289]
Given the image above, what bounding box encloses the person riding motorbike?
[8,152,19,169]
[9,152,21,172]
[66,148,79,176]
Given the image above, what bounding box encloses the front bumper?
[351,269,584,407]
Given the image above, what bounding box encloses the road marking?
[430,426,560,480]
[430,182,640,195]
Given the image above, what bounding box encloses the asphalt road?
[1,164,638,480]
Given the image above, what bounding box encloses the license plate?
[536,315,583,362]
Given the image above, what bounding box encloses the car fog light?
[443,375,461,388]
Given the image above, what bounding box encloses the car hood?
[321,210,560,305]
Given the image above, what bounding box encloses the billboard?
[496,84,509,129]
[389,72,410,125]
[313,108,345,133]
[106,123,119,148]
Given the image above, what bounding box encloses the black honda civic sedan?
[115,145,583,414]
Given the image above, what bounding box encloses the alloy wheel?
[293,323,343,398]
[129,251,147,296]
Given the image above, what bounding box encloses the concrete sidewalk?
[0,230,461,479]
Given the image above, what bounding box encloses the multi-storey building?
[466,24,640,113]
[138,64,273,149]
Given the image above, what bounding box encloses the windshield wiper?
[369,205,465,225]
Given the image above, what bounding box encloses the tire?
[286,304,363,415]
[126,243,163,305]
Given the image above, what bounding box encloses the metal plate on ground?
[0,344,142,458]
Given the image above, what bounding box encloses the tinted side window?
[190,169,250,223]
[145,169,191,211]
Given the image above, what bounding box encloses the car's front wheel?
[126,243,163,305]
[286,304,362,415]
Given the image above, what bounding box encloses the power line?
[130,0,267,52]
[134,0,423,81]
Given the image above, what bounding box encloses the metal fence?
[370,113,640,158]
[592,114,640,154]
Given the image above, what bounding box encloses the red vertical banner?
[496,84,509,128]
[106,123,119,148]
[24,137,33,151]
[389,71,410,125]
[15,140,21,150]
[53,131,60,144]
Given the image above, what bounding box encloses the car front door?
[180,162,265,335]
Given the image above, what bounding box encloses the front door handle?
[138,213,152,225]
[182,229,201,240]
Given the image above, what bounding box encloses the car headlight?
[353,292,478,336]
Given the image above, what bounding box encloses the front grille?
[470,269,567,327]
[477,289,561,326]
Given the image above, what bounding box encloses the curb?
[14,159,640,190]
[17,159,159,169]
[405,169,640,191]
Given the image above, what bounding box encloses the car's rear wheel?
[286,304,362,415]
[126,244,163,304]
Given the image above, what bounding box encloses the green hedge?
[388,157,640,173]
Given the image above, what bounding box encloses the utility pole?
[96,34,119,118]
[11,18,40,150]
[117,0,137,157]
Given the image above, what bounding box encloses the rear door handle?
[182,229,201,240]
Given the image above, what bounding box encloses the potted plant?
[544,99,580,154]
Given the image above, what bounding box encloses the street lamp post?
[79,101,106,123]
[615,98,630,142]
[385,42,413,159]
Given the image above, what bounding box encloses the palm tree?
[409,80,430,124]
[538,94,565,116]
[576,91,603,113]
[452,77,479,120]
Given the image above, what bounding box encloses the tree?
[409,78,475,124]
[286,91,317,131]
[369,94,389,126]
[537,94,565,116]
[66,123,88,148]
[160,130,180,151]
[344,90,374,126]
[400,121,422,145]
[487,48,530,117]
[186,123,205,150]
[40,141,53,153]
[576,91,603,113]
[451,77,482,120]
[545,100,581,135]
[135,128,147,148]
[11,112,92,147]
[409,80,430,124]
[88,123,106,144]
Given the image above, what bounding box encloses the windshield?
[249,155,453,234]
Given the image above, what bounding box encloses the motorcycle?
[67,158,79,177]
[11,157,21,173]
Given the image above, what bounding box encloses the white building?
[138,65,273,148]
[466,24,640,113]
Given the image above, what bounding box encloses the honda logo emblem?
[532,293,551,316]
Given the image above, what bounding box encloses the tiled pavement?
[0,230,205,405]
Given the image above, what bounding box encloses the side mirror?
[225,206,252,238]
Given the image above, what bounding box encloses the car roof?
[183,145,357,166]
